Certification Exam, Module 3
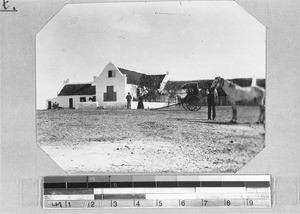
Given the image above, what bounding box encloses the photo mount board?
[1,0,300,213]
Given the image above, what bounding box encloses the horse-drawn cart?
[180,82,206,111]
[151,82,206,111]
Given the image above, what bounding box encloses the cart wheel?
[186,103,197,111]
[194,98,203,111]
[193,96,205,111]
[186,97,198,111]
[182,102,189,111]
[193,104,202,111]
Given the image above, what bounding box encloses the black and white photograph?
[2,0,300,212]
[36,1,266,174]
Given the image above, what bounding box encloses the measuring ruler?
[43,175,271,209]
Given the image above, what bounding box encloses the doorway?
[69,98,73,108]
[47,101,52,109]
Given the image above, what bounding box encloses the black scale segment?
[201,181,222,187]
[222,181,245,187]
[44,183,66,189]
[246,181,270,188]
[88,182,110,188]
[110,182,133,188]
[67,182,88,188]
[44,188,93,195]
[156,181,179,187]
[102,194,146,200]
[178,181,201,187]
[133,182,156,188]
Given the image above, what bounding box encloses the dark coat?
[137,97,144,109]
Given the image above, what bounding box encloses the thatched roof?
[140,74,166,89]
[256,78,265,88]
[58,84,95,96]
[57,68,167,96]
[118,67,144,85]
[118,67,166,87]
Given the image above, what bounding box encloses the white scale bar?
[196,187,247,193]
[246,188,271,192]
[97,188,196,194]
[146,194,198,200]
[96,187,270,195]
[145,193,269,200]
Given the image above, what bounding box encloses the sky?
[36,1,266,109]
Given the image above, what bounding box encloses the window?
[80,97,86,102]
[88,96,96,102]
[108,70,116,78]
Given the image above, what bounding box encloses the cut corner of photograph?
[36,1,266,175]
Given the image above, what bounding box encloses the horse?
[210,77,265,123]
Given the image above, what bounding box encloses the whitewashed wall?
[95,62,127,106]
[46,95,94,109]
[125,84,138,100]
[75,102,98,109]
[100,101,169,109]
[100,102,127,109]
[131,101,169,109]
[159,72,171,91]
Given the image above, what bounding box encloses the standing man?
[207,87,217,120]
[126,92,132,109]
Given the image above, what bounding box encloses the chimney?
[63,79,69,85]
[93,76,98,83]
[165,71,170,81]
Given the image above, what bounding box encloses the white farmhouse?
[46,62,169,109]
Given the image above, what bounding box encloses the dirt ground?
[36,105,265,174]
